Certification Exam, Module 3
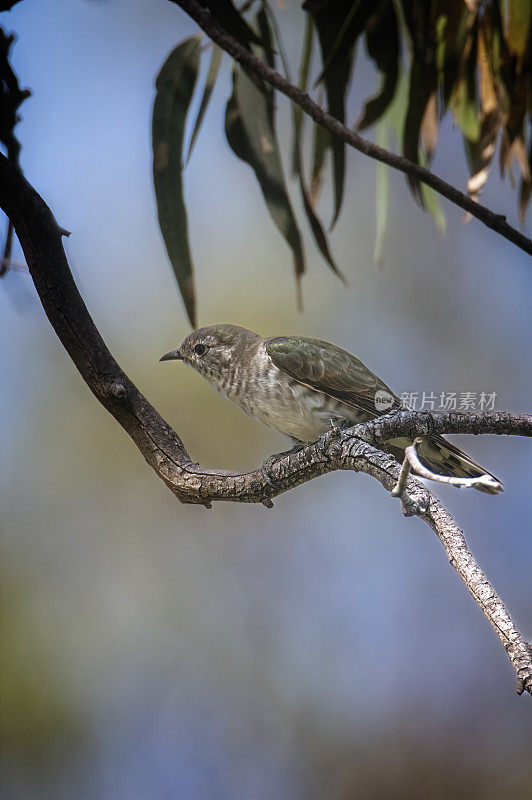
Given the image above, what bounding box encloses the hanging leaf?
[450,23,481,142]
[420,91,439,161]
[309,96,329,206]
[465,20,500,208]
[390,69,446,234]
[420,180,446,235]
[505,0,532,61]
[519,133,532,222]
[152,35,201,327]
[291,14,314,176]
[304,0,371,227]
[373,119,389,267]
[313,0,363,84]
[185,45,223,167]
[262,5,343,281]
[356,0,400,131]
[255,6,275,70]
[201,0,261,50]
[402,60,438,204]
[434,1,472,109]
[400,1,439,203]
[465,111,498,207]
[225,66,305,289]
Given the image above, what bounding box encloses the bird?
[160,324,502,494]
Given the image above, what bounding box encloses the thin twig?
[390,449,412,497]
[392,436,503,494]
[171,0,532,257]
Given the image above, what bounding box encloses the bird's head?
[159,324,260,385]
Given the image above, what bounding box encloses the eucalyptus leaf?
[185,45,223,168]
[419,153,446,234]
[450,25,480,143]
[518,133,532,222]
[202,0,261,50]
[310,108,329,206]
[403,60,438,205]
[356,0,400,131]
[304,0,371,227]
[389,71,446,234]
[506,0,532,60]
[373,120,389,267]
[152,35,201,327]
[262,6,342,279]
[225,67,305,286]
[292,14,314,177]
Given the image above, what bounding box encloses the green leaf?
[419,152,446,234]
[262,4,342,280]
[388,70,446,234]
[373,120,389,267]
[202,0,261,50]
[314,0,363,85]
[310,108,329,206]
[185,45,223,168]
[450,23,481,143]
[356,0,400,131]
[225,67,305,285]
[255,5,275,70]
[506,0,532,60]
[434,3,471,108]
[292,14,314,176]
[152,35,201,327]
[518,131,532,222]
[304,0,371,227]
[402,59,438,205]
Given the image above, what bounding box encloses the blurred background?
[1,1,531,798]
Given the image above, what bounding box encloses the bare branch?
[170,0,532,258]
[1,152,530,695]
[420,491,532,696]
[357,409,532,441]
[392,436,502,494]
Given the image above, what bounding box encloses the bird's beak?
[159,348,183,362]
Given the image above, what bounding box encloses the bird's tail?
[386,435,503,495]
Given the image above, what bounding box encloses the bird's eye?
[194,343,207,356]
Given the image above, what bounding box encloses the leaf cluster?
[149,1,529,324]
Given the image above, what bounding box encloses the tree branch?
[392,436,501,494]
[171,0,532,257]
[1,152,530,694]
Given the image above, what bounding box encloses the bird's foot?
[328,418,351,436]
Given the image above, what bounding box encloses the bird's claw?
[329,418,350,435]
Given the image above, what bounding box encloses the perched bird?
[160,324,502,493]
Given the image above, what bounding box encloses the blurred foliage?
[1,573,84,789]
[152,0,531,324]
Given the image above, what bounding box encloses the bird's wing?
[266,336,400,416]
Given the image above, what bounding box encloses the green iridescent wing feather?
[266,336,400,416]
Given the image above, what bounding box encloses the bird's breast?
[214,345,368,442]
